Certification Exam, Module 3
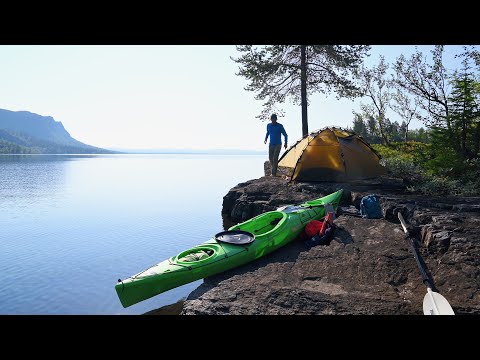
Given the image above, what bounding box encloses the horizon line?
[104,147,267,153]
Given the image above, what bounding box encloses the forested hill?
[0,109,116,154]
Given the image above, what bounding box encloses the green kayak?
[115,189,343,308]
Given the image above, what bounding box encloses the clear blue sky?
[0,45,470,150]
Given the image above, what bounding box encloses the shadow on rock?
[331,224,354,245]
[186,239,311,302]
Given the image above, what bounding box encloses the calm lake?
[0,154,266,314]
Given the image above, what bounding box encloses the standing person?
[264,114,288,176]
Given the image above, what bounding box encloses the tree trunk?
[405,124,408,142]
[377,115,391,146]
[474,122,480,156]
[300,45,308,137]
[462,85,467,158]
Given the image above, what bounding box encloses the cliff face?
[181,172,480,315]
[0,108,115,153]
[0,109,77,145]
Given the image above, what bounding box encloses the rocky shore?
[150,163,480,315]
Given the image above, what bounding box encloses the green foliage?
[0,139,38,154]
[0,128,116,154]
[373,141,480,195]
[373,142,431,182]
[351,113,429,144]
[392,45,480,163]
[373,142,432,162]
[380,156,427,183]
[447,53,480,159]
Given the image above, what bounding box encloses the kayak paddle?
[397,212,455,315]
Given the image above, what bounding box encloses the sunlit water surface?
[0,154,266,314]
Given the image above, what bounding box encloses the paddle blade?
[423,290,455,315]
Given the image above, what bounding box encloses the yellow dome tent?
[277,127,387,182]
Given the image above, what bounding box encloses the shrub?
[373,141,480,196]
[380,156,427,183]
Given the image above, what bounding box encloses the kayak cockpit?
[173,244,221,264]
[230,211,287,237]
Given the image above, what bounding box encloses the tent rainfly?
[277,127,387,182]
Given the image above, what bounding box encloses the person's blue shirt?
[265,123,288,146]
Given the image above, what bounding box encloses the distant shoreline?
[106,149,267,155]
[0,152,267,156]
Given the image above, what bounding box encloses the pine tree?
[352,112,368,139]
[232,45,370,136]
[449,51,480,159]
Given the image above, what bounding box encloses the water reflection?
[0,155,70,215]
